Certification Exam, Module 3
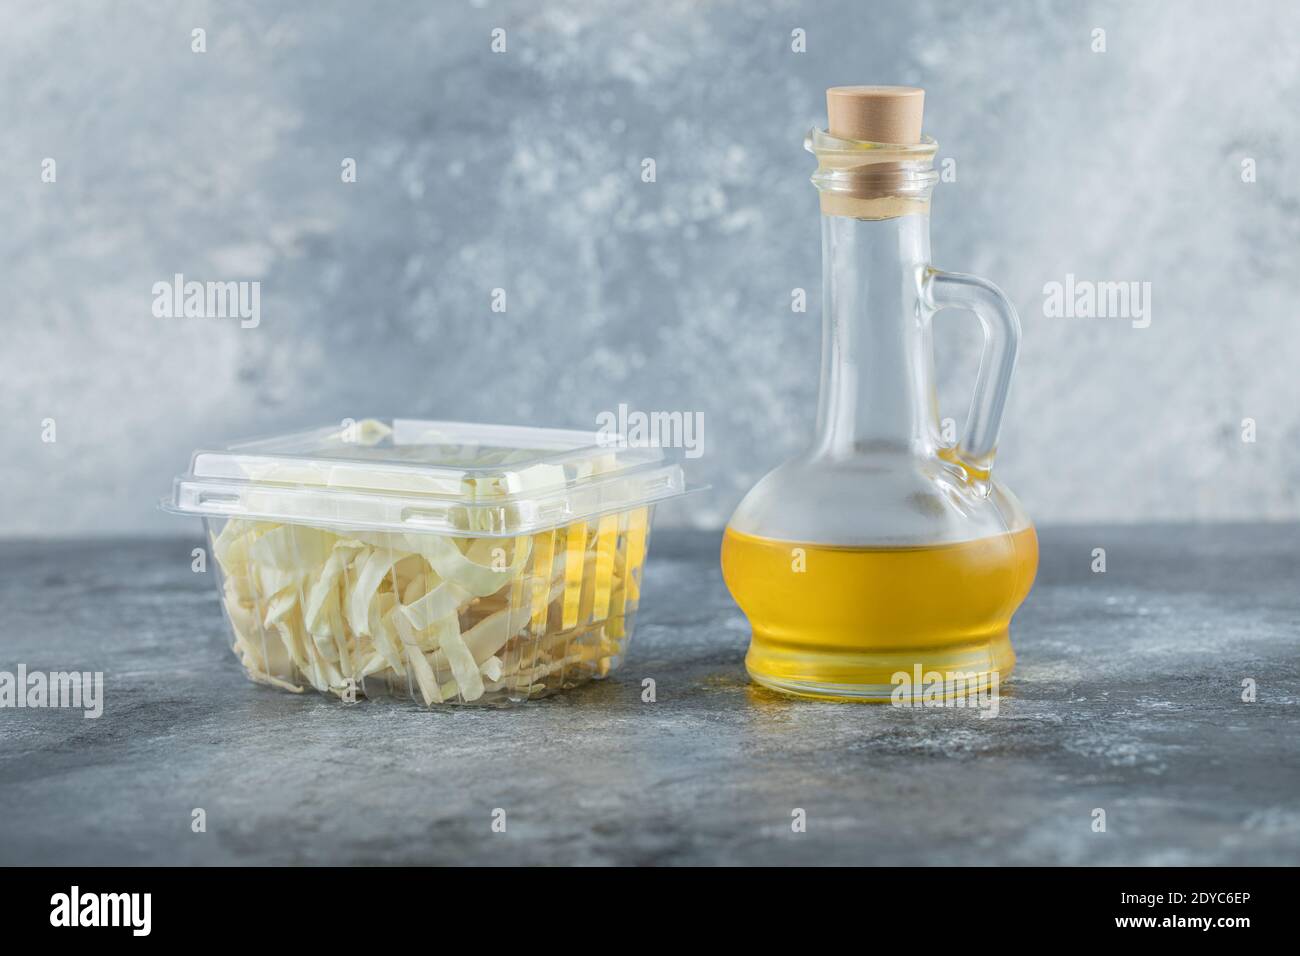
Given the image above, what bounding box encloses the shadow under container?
[165,419,688,706]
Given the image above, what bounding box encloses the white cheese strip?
[348,531,531,599]
[346,547,400,636]
[438,624,484,702]
[369,593,404,675]
[246,524,335,571]
[399,578,469,631]
[406,645,443,706]
[479,656,503,682]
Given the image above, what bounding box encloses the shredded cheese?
[210,506,651,705]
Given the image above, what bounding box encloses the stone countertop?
[0,525,1296,866]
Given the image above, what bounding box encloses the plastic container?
[165,418,688,706]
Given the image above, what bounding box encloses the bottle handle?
[923,268,1021,478]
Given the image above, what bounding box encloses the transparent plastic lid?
[165,418,688,536]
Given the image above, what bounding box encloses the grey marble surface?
[0,524,1297,866]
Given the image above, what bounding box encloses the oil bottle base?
[745,630,1015,704]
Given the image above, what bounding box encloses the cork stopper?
[826,86,925,144]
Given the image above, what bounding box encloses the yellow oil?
[721,525,1038,701]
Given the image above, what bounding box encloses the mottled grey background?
[2,0,1297,536]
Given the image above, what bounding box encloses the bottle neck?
[812,212,938,459]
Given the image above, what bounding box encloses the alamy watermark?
[596,403,704,459]
[890,665,999,717]
[152,273,260,328]
[1043,274,1151,329]
[0,665,103,718]
[50,886,150,936]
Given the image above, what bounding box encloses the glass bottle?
[722,87,1037,701]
